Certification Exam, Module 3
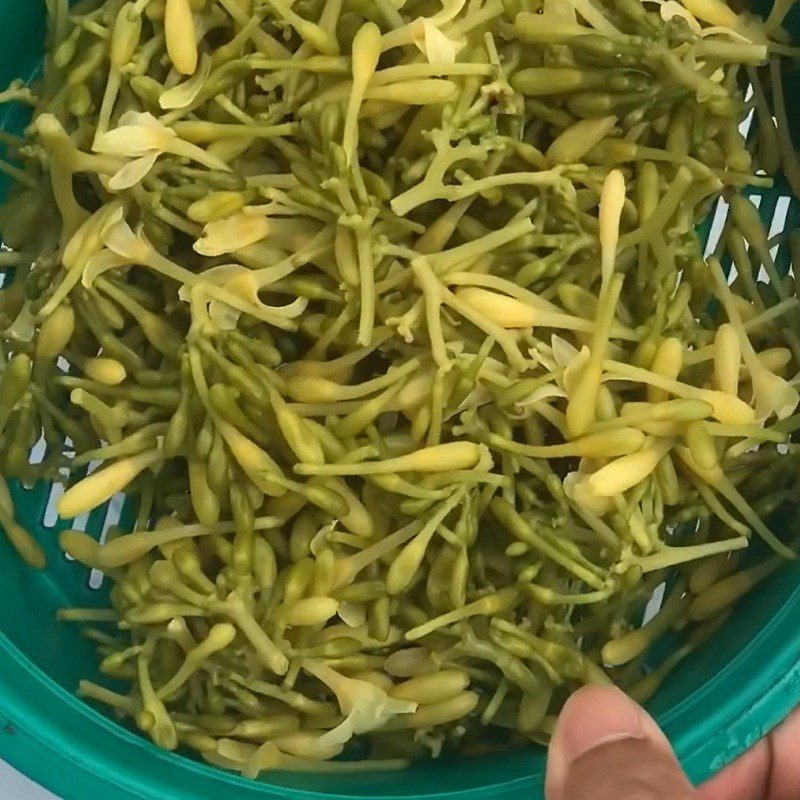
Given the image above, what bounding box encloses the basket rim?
[0,565,798,800]
[0,4,799,799]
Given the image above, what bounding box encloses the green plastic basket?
[1,4,800,799]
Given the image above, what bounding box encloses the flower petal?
[209,298,242,330]
[699,25,753,41]
[432,0,468,24]
[660,0,702,31]
[197,265,256,329]
[413,19,465,63]
[564,470,613,515]
[103,219,154,262]
[516,383,568,408]
[260,296,308,319]
[159,53,213,110]
[752,366,800,421]
[95,112,173,157]
[63,202,126,271]
[425,22,463,63]
[94,126,166,157]
[338,601,367,628]
[107,150,160,191]
[305,660,416,750]
[194,214,270,257]
[562,344,591,394]
[195,263,253,288]
[167,138,233,172]
[6,302,37,342]
[118,110,165,129]
[82,249,131,288]
[551,334,579,368]
[315,716,356,752]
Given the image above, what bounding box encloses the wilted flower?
[337,601,367,628]
[708,257,799,421]
[558,342,591,395]
[304,660,417,750]
[749,360,799,421]
[178,264,308,330]
[39,202,126,317]
[94,111,230,191]
[159,53,212,110]
[194,212,271,257]
[412,20,465,63]
[384,0,467,63]
[658,0,703,32]
[564,468,613,516]
[83,218,198,289]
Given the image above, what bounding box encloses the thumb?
[545,685,695,800]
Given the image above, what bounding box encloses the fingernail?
[559,687,645,762]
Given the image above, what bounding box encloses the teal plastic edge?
[0,1,799,798]
[0,569,799,800]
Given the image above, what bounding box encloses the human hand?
[545,685,800,800]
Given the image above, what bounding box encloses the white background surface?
[0,760,57,799]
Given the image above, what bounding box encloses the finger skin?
[547,686,800,800]
[545,685,693,800]
[696,706,800,800]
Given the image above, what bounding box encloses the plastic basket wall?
[0,4,800,800]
